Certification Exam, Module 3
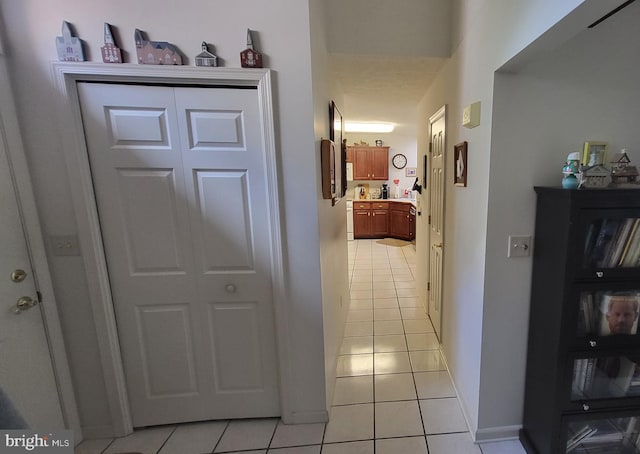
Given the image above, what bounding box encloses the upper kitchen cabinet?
[349,146,389,180]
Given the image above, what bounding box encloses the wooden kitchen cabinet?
[353,200,415,240]
[389,203,415,241]
[349,146,389,180]
[353,201,372,238]
[371,202,389,237]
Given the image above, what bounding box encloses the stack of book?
[584,218,640,269]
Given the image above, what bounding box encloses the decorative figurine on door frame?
[56,21,86,62]
[101,23,122,63]
[195,42,218,67]
[134,29,183,65]
[240,29,263,68]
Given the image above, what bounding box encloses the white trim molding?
[51,62,291,435]
[474,425,523,443]
[1,57,81,438]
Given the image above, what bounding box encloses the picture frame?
[582,141,608,166]
[454,141,468,187]
[329,101,344,205]
[406,167,417,177]
[321,139,336,200]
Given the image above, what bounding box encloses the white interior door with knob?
[78,82,280,427]
[0,109,64,430]
[428,106,446,341]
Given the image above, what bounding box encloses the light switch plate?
[50,235,81,256]
[462,101,481,128]
[508,235,531,258]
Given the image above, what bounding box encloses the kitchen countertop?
[349,198,417,206]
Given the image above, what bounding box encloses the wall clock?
[392,153,407,169]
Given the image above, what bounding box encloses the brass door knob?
[10,269,27,283]
[14,296,38,314]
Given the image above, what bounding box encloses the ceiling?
[325,0,452,113]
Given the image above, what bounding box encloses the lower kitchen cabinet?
[353,202,372,238]
[353,200,414,240]
[372,202,389,237]
[390,203,412,240]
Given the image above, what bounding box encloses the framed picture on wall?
[454,141,468,187]
[329,100,344,205]
[406,167,417,177]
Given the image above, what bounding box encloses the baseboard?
[285,410,329,424]
[80,424,115,440]
[474,425,523,443]
[437,348,477,437]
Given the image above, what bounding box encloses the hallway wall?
[485,0,640,431]
[415,0,629,439]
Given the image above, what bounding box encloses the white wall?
[0,0,328,434]
[309,0,351,411]
[482,0,640,432]
[414,0,632,438]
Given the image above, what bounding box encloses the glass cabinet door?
[582,216,640,272]
[566,414,640,453]
[576,290,640,339]
[571,355,640,401]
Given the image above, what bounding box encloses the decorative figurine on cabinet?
[195,42,218,67]
[561,152,581,189]
[101,23,122,63]
[610,149,639,186]
[240,29,263,68]
[578,163,611,188]
[56,21,85,62]
[134,29,183,65]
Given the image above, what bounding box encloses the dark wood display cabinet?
[521,187,640,454]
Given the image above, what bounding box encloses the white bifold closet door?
[78,82,280,427]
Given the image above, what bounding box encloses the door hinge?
[429,142,433,154]
[427,282,431,291]
[428,215,431,225]
[36,291,43,303]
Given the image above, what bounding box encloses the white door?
[428,106,446,341]
[0,114,64,430]
[78,83,280,427]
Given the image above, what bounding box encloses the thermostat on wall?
[462,101,481,128]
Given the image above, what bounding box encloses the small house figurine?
[240,29,263,68]
[610,149,639,186]
[134,29,183,65]
[56,21,85,62]
[101,23,122,63]
[578,164,611,189]
[195,42,218,67]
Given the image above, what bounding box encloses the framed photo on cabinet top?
[582,141,608,166]
[454,141,468,187]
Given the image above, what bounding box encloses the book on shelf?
[619,219,640,266]
[591,219,622,268]
[567,419,626,452]
[585,218,640,268]
[607,218,636,267]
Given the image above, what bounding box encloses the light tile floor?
[75,239,526,454]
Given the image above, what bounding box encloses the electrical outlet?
[508,235,531,258]
[50,235,80,256]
